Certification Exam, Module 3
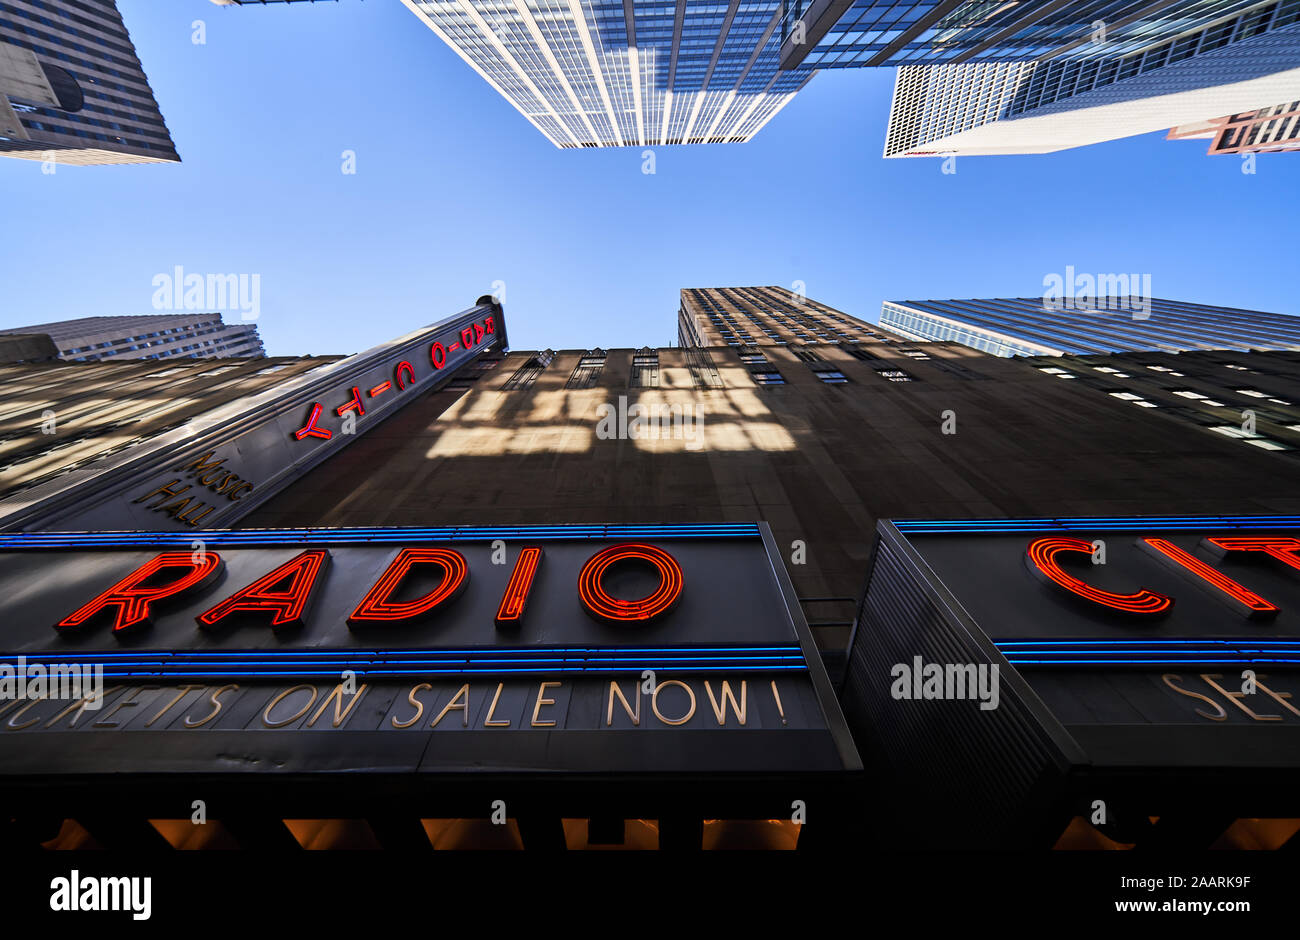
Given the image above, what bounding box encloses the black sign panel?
[0,524,860,792]
[887,517,1300,768]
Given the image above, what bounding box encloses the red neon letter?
[1141,538,1279,620]
[335,386,365,417]
[430,342,447,370]
[578,543,684,624]
[293,402,332,441]
[348,548,468,627]
[1204,537,1300,574]
[1026,537,1171,616]
[495,547,543,629]
[394,360,415,390]
[56,552,225,635]
[196,549,331,632]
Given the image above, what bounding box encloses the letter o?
[651,680,696,725]
[577,543,684,624]
[262,685,318,728]
[430,342,447,370]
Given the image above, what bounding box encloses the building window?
[1171,389,1226,406]
[1210,425,1260,439]
[813,369,849,384]
[1038,367,1075,378]
[630,351,659,388]
[566,352,606,389]
[843,346,880,362]
[791,347,823,363]
[876,369,914,382]
[685,348,722,389]
[1231,388,1294,405]
[1109,391,1157,407]
[751,370,785,386]
[502,356,549,390]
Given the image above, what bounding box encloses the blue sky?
[3,0,1298,356]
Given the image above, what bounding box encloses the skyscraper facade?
[397,0,816,147]
[778,0,1296,70]
[0,314,266,362]
[1167,98,1300,152]
[882,2,1300,155]
[1023,346,1300,455]
[678,285,905,346]
[0,0,179,165]
[880,297,1300,356]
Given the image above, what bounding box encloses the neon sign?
[53,539,685,640]
[197,549,331,632]
[1026,537,1173,617]
[56,552,226,636]
[292,314,495,444]
[577,543,684,624]
[348,548,470,627]
[1025,534,1292,620]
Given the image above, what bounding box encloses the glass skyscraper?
[398,0,816,147]
[0,0,179,165]
[880,298,1300,356]
[882,0,1300,155]
[777,0,1297,70]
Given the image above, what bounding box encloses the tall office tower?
[0,1,179,165]
[1167,99,1300,152]
[882,2,1300,156]
[0,314,265,362]
[778,0,1293,71]
[879,297,1300,357]
[395,0,816,147]
[212,0,815,146]
[678,286,905,347]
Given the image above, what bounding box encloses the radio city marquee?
[0,524,859,780]
[874,516,1300,768]
[125,312,499,530]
